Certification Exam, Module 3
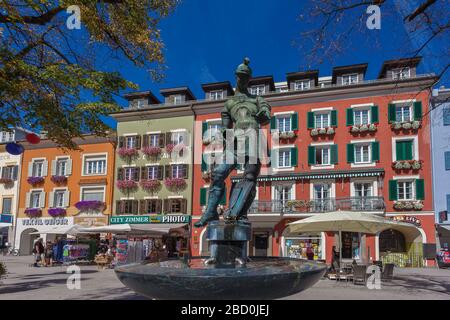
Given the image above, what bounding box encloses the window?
[124,167,135,181]
[84,155,106,175]
[165,199,186,213]
[342,74,358,85]
[274,185,293,202]
[315,147,330,165]
[1,166,18,180]
[81,187,105,202]
[55,158,68,176]
[171,132,186,145]
[294,80,310,91]
[0,131,14,143]
[32,160,44,177]
[125,136,136,149]
[119,200,137,214]
[277,116,291,132]
[1,198,12,214]
[149,134,159,147]
[313,184,331,211]
[392,67,410,80]
[354,144,371,164]
[278,149,291,168]
[53,190,65,208]
[354,183,373,197]
[147,166,159,180]
[379,229,406,253]
[395,105,412,122]
[250,85,266,96]
[171,164,186,179]
[173,95,183,104]
[143,199,162,214]
[208,123,222,140]
[354,109,370,125]
[396,140,414,161]
[397,181,413,200]
[444,107,450,126]
[30,191,41,208]
[209,90,223,100]
[315,113,330,129]
[135,99,146,108]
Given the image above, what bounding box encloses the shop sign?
[110,215,191,225]
[391,215,421,227]
[74,216,108,227]
[21,217,69,226]
[0,214,13,224]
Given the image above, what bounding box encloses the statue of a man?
[194,58,271,227]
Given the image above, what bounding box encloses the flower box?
[165,144,175,154]
[50,175,67,184]
[116,180,138,190]
[117,147,139,158]
[27,176,44,186]
[164,178,187,192]
[24,208,42,217]
[393,200,423,211]
[276,131,297,140]
[391,121,421,131]
[75,200,105,211]
[0,178,13,185]
[48,207,66,217]
[350,123,377,133]
[392,160,422,170]
[310,127,334,137]
[140,179,161,192]
[142,146,162,157]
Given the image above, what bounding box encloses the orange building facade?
[14,135,115,255]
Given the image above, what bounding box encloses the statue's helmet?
[235,57,252,77]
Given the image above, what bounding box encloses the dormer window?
[342,73,358,86]
[250,85,266,96]
[209,90,223,100]
[173,95,183,104]
[294,80,310,91]
[136,99,146,108]
[392,67,411,80]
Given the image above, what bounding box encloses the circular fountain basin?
[115,257,326,300]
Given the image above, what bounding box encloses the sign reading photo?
[110,215,190,225]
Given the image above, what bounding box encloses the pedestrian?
[44,241,54,267]
[32,238,45,267]
[306,241,315,261]
[330,246,340,272]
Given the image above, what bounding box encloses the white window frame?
[209,90,224,100]
[294,80,310,91]
[123,167,135,181]
[314,112,330,129]
[271,183,295,202]
[397,180,415,201]
[146,165,159,180]
[342,73,359,86]
[29,189,44,208]
[0,131,15,143]
[207,121,222,140]
[354,143,371,164]
[80,185,106,202]
[32,159,44,177]
[392,67,411,80]
[391,136,419,162]
[1,197,13,214]
[55,156,69,176]
[250,85,266,96]
[171,164,185,179]
[277,149,291,168]
[315,146,331,166]
[136,99,146,108]
[125,136,136,149]
[53,189,67,208]
[173,95,183,104]
[277,115,292,132]
[353,108,371,125]
[395,104,412,123]
[350,178,378,197]
[149,134,159,147]
[82,153,108,177]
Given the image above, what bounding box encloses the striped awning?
[231,168,384,183]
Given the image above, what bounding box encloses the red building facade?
[190,59,438,267]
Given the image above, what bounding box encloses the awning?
[29,225,84,236]
[78,223,187,236]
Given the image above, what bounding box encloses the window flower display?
[116,180,138,190]
[393,200,423,211]
[278,131,297,140]
[24,208,42,217]
[27,176,44,186]
[165,143,175,154]
[310,127,334,137]
[391,120,421,131]
[0,178,13,185]
[50,175,67,184]
[117,147,139,158]
[142,146,162,157]
[164,178,187,192]
[75,200,105,211]
[392,160,422,170]
[48,208,66,217]
[140,179,161,192]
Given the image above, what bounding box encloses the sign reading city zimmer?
[110,215,190,225]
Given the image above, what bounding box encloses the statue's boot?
[224,180,255,220]
[194,188,222,228]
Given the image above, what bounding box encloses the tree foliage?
[0,0,178,148]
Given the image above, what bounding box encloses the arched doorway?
[378,228,424,267]
[20,228,39,255]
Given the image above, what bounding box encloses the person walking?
[44,241,54,267]
[33,238,45,267]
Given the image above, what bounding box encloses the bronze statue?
[194,58,271,227]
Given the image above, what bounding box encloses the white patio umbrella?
[287,211,419,265]
[78,223,187,236]
[29,225,84,236]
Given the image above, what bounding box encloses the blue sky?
[101,0,448,128]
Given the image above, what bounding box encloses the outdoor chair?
[372,260,383,272]
[352,265,367,285]
[381,263,395,282]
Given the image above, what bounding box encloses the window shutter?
[307,112,315,129]
[12,166,18,180]
[270,117,276,130]
[445,152,450,170]
[388,103,396,122]
[115,201,121,215]
[165,165,171,179]
[308,146,316,165]
[372,141,380,162]
[143,134,149,148]
[66,159,72,175]
[141,166,147,180]
[346,108,354,126]
[371,105,379,124]
[118,136,125,148]
[220,186,227,205]
[156,134,164,148]
[139,200,146,214]
[396,141,405,161]
[51,160,57,176]
[331,110,338,127]
[183,165,189,179]
[28,162,33,177]
[291,113,298,130]
[290,146,298,167]
[201,155,207,172]
[200,188,207,206]
[347,144,355,163]
[413,101,423,121]
[117,168,123,181]
[135,135,142,149]
[133,167,140,181]
[42,160,48,176]
[64,191,70,207]
[49,192,54,208]
[166,132,172,145]
[39,192,46,208]
[416,179,425,200]
[158,166,164,180]
[389,180,398,201]
[163,199,169,213]
[156,199,162,214]
[132,200,138,214]
[202,121,208,137]
[404,141,413,160]
[181,199,187,213]
[330,145,338,164]
[26,192,31,208]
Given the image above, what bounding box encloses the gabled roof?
[248,75,275,91]
[160,86,196,100]
[201,81,234,96]
[286,70,319,87]
[332,63,368,83]
[378,57,422,79]
[123,90,160,104]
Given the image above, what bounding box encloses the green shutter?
[291,146,298,166]
[416,179,425,200]
[404,140,413,160]
[202,121,208,137]
[413,101,423,121]
[308,146,316,165]
[396,141,405,161]
[270,117,277,130]
[389,180,398,201]
[371,141,380,162]
[220,186,227,205]
[331,110,338,127]
[291,112,298,130]
[200,188,207,206]
[307,112,315,129]
[331,144,338,164]
[388,103,396,123]
[347,144,355,163]
[201,155,207,171]
[346,108,354,126]
[371,105,379,124]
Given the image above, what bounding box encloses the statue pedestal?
[206,220,251,268]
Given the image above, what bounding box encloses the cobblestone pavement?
[0,256,449,300]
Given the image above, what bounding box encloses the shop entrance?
[285,234,322,260]
[341,232,361,260]
[20,228,39,255]
[253,233,269,256]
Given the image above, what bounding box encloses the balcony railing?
[248,197,385,214]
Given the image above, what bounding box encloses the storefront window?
[285,234,322,260]
[379,229,406,253]
[341,232,361,259]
